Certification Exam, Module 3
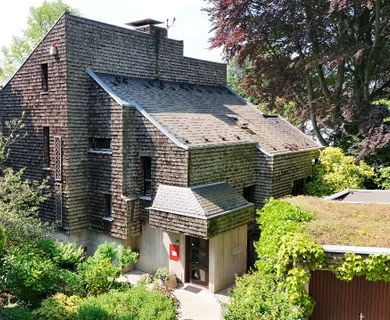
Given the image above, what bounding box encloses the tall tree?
[0,0,80,83]
[206,0,390,164]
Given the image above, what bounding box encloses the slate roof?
[88,70,321,154]
[150,182,253,219]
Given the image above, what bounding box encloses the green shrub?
[75,287,176,320]
[33,293,81,320]
[0,306,36,320]
[375,166,390,190]
[0,247,63,306]
[93,242,138,269]
[0,226,6,252]
[304,147,374,196]
[225,272,303,320]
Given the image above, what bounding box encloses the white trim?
[322,245,390,255]
[86,68,189,150]
[139,195,152,201]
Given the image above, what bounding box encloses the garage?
[309,270,390,320]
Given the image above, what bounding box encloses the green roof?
[285,196,390,248]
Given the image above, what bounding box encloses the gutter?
[322,245,390,255]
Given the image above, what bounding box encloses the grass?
[285,196,390,248]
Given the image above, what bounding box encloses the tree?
[0,116,51,246]
[0,0,80,82]
[206,0,390,164]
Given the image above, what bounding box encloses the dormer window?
[89,137,111,153]
[41,64,48,92]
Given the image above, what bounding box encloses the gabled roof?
[87,70,321,155]
[150,182,253,219]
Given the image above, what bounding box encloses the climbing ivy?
[226,199,390,319]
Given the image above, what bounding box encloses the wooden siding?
[310,270,390,320]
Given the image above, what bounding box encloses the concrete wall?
[135,223,185,282]
[209,224,247,293]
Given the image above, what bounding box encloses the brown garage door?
[309,270,390,320]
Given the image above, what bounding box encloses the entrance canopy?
[149,182,254,238]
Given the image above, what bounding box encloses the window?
[41,64,48,92]
[89,137,111,151]
[243,185,255,203]
[104,194,112,218]
[43,127,50,167]
[141,156,152,196]
[292,178,306,196]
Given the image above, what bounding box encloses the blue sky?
[0,0,224,63]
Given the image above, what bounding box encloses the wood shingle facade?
[0,13,321,292]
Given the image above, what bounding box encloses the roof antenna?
[166,17,176,35]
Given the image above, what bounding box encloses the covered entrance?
[309,270,390,319]
[186,236,209,286]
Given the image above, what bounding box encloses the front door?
[186,236,209,287]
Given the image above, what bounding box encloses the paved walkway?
[119,270,230,320]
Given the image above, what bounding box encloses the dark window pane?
[89,137,111,150]
[141,156,152,196]
[191,268,206,282]
[243,185,255,202]
[105,194,112,217]
[41,64,48,92]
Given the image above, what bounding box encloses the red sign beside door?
[169,244,179,261]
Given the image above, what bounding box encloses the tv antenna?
[166,17,176,30]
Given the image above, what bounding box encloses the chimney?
[126,18,167,38]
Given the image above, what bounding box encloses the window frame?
[103,193,112,220]
[88,137,112,154]
[41,63,48,93]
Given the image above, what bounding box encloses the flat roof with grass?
[286,196,390,248]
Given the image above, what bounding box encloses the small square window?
[41,64,48,92]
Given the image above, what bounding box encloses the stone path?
[119,270,230,320]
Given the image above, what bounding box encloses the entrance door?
[186,236,209,287]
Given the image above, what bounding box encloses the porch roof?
[150,182,253,219]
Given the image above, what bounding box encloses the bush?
[0,306,36,320]
[33,293,81,320]
[0,226,6,252]
[75,287,176,320]
[93,242,138,269]
[0,246,63,306]
[304,147,374,196]
[375,166,390,190]
[225,272,303,320]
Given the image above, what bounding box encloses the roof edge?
[322,244,390,255]
[86,68,189,150]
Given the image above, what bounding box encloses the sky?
[0,0,224,63]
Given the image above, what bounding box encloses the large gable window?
[141,156,152,196]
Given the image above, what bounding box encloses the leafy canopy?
[206,0,390,164]
[304,147,375,196]
[0,0,80,82]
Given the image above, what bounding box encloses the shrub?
[0,226,6,252]
[75,287,176,320]
[225,272,302,320]
[93,242,138,269]
[0,306,36,320]
[33,293,81,320]
[375,166,390,190]
[304,147,374,196]
[155,267,170,280]
[0,246,63,306]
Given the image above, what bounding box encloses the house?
[0,14,321,292]
[287,192,390,319]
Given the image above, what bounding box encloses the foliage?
[77,242,138,296]
[0,306,36,320]
[375,166,390,190]
[155,267,170,280]
[304,147,374,196]
[206,0,390,163]
[0,226,6,252]
[33,293,80,320]
[228,198,390,319]
[0,246,63,306]
[224,272,302,320]
[75,287,176,320]
[0,0,80,83]
[334,253,390,282]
